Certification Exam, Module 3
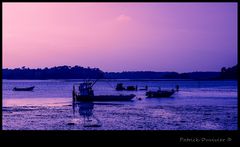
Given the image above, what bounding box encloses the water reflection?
[73,101,102,127]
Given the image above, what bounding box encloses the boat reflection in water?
[73,101,102,127]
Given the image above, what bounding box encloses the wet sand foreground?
[2,97,237,130]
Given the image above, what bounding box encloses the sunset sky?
[2,3,237,72]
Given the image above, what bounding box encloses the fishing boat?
[146,90,175,98]
[73,81,135,102]
[13,86,35,91]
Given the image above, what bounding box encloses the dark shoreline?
[2,78,237,81]
[3,65,237,80]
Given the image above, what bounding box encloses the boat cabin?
[78,82,94,96]
[73,82,94,97]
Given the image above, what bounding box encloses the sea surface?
[2,79,238,130]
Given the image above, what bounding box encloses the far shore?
[2,78,238,81]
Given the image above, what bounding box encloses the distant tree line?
[2,65,237,80]
[220,65,238,79]
[2,65,104,79]
[105,71,221,80]
[104,71,178,79]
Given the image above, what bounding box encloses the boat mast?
[90,78,99,88]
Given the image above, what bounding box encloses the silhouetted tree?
[221,67,227,73]
[2,65,104,79]
[2,65,237,80]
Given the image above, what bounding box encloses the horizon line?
[2,64,232,73]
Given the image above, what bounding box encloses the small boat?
[146,90,175,98]
[116,83,125,91]
[116,83,138,91]
[13,86,35,91]
[73,82,135,102]
[126,86,137,91]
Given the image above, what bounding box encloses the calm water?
[2,79,238,130]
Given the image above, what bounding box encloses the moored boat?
[13,86,35,91]
[146,90,175,98]
[73,81,135,102]
[115,83,138,91]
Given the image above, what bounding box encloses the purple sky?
[3,3,237,72]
